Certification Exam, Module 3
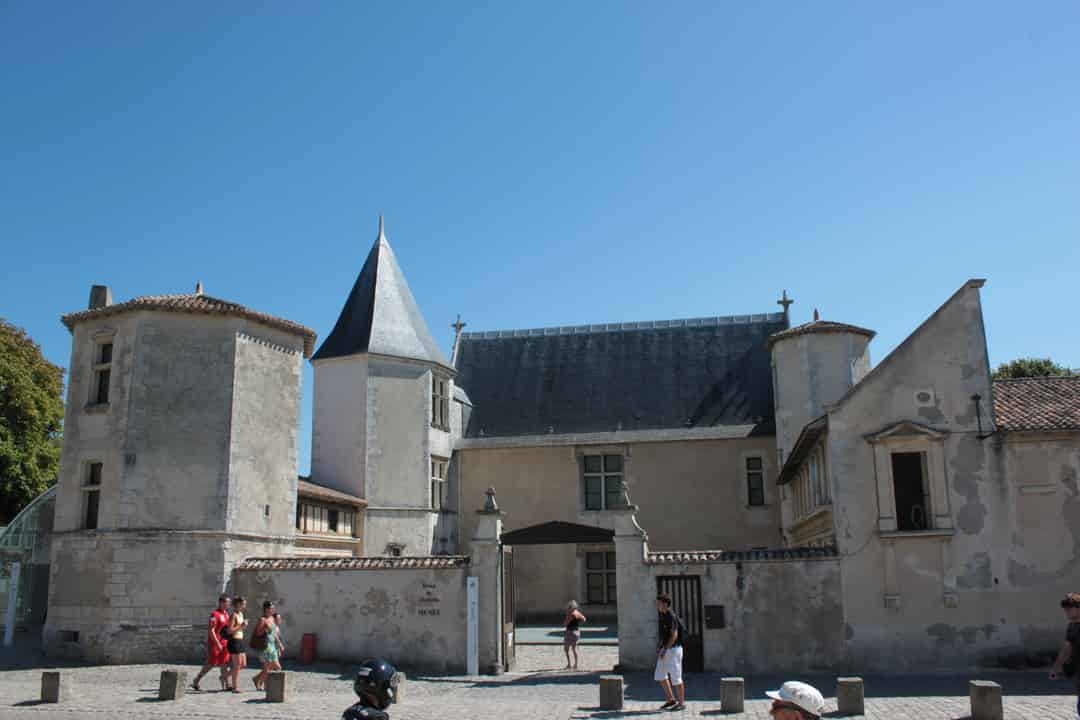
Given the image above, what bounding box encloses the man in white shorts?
[655,593,685,711]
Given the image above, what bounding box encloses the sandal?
[191,681,201,692]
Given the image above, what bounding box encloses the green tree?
[0,319,65,523]
[992,357,1074,380]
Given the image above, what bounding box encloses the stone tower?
[768,315,876,464]
[45,285,314,662]
[311,219,456,556]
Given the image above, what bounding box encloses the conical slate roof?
[312,219,450,367]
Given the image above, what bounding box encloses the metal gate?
[501,546,515,672]
[657,575,704,672]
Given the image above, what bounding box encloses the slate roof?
[61,292,317,357]
[454,313,787,438]
[647,546,838,564]
[297,477,367,507]
[501,521,615,546]
[235,556,470,571]
[992,377,1080,432]
[313,220,450,367]
[767,319,875,348]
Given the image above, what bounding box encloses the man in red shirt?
[192,595,231,691]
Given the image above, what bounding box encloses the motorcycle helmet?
[354,658,398,709]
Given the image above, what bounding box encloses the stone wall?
[232,559,470,672]
[613,508,845,673]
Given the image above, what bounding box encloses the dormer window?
[431,375,450,430]
[866,421,953,535]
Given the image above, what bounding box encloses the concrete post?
[836,677,864,715]
[266,671,291,702]
[599,675,624,710]
[612,505,652,670]
[720,677,745,713]
[158,670,187,700]
[41,672,69,703]
[969,680,1003,720]
[470,489,504,674]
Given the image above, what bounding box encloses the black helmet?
[354,658,398,709]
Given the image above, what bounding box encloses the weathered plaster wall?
[228,331,303,536]
[232,566,468,672]
[614,512,844,672]
[311,356,369,498]
[458,437,781,618]
[827,281,1078,669]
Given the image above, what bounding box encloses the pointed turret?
[312,218,450,367]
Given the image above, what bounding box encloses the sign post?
[466,576,479,676]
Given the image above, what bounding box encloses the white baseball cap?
[765,681,825,716]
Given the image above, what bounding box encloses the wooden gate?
[657,575,704,672]
[501,546,515,672]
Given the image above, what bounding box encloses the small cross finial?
[195,281,203,295]
[452,314,466,335]
[813,308,820,322]
[777,289,793,315]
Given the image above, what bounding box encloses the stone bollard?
[969,680,1003,720]
[599,675,624,710]
[391,671,406,703]
[266,671,291,703]
[720,677,745,713]
[158,669,187,701]
[41,671,70,703]
[836,677,864,715]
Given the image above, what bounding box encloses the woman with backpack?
[563,600,587,670]
[251,600,285,691]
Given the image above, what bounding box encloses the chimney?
[89,285,112,310]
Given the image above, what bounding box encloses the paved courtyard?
[0,645,1076,719]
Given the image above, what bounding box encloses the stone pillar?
[158,670,187,701]
[720,677,744,713]
[969,680,1003,720]
[836,677,864,715]
[599,675,624,710]
[266,671,291,702]
[470,488,504,674]
[41,672,70,703]
[612,505,652,671]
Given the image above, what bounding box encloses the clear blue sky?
[3,2,1078,474]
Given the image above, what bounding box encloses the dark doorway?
[891,452,929,531]
[657,575,704,672]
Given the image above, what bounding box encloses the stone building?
[27,218,1080,671]
[43,286,315,661]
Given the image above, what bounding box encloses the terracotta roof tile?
[992,377,1080,432]
[62,293,317,357]
[767,320,875,348]
[297,477,367,507]
[235,556,470,571]
[646,546,838,564]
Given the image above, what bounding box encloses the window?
[585,551,617,605]
[430,457,448,511]
[83,462,102,529]
[387,544,403,557]
[431,376,450,430]
[746,456,765,506]
[297,501,355,537]
[583,454,624,511]
[92,342,112,405]
[891,452,930,531]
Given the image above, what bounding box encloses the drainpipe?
[971,394,997,440]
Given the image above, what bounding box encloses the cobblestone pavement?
[0,645,1076,719]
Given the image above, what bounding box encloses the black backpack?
[671,612,688,646]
